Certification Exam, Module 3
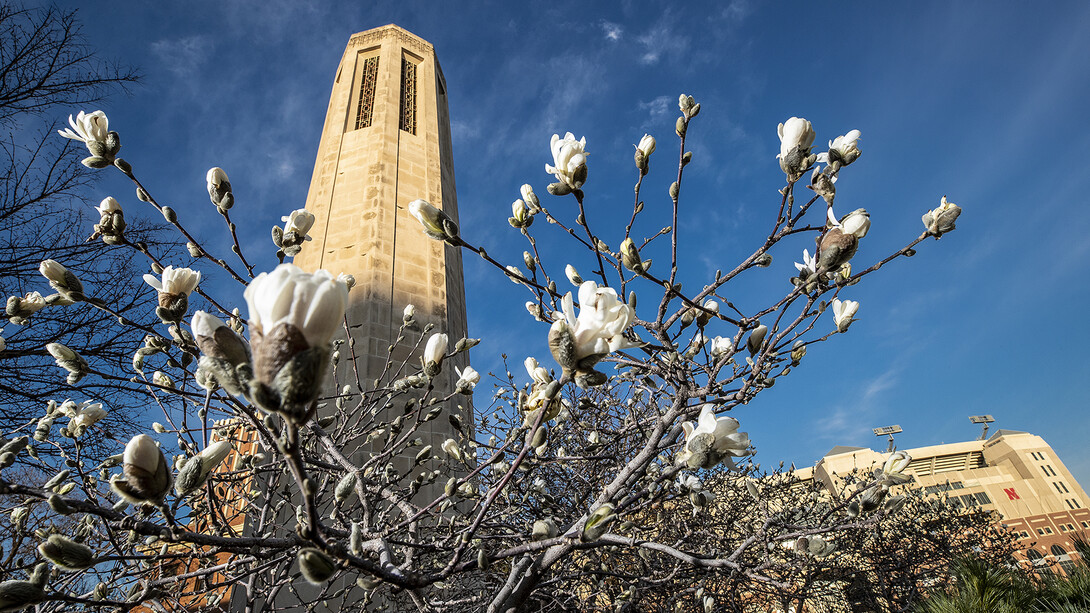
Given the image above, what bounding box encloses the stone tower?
[294,24,468,388]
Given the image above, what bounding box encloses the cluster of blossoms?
[549,281,641,388]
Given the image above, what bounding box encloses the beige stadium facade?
[795,429,1090,574]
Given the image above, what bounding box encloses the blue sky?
[38,1,1090,485]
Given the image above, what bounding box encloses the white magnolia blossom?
[883,450,912,476]
[636,134,656,158]
[409,199,442,234]
[545,132,588,190]
[828,207,871,239]
[68,402,107,431]
[795,249,818,277]
[677,474,702,492]
[777,117,815,161]
[12,291,47,316]
[281,209,315,238]
[143,266,201,296]
[923,195,962,237]
[97,196,122,215]
[831,298,859,333]
[524,357,551,385]
[455,365,480,389]
[677,404,751,468]
[57,110,108,144]
[820,129,862,166]
[243,264,349,348]
[555,281,640,362]
[424,332,448,366]
[709,336,733,359]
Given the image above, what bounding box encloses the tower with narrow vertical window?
[294,24,469,412]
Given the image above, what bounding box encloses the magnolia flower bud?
[38,534,94,571]
[790,341,806,364]
[111,434,171,504]
[831,298,859,333]
[192,311,251,367]
[509,199,533,228]
[92,197,126,244]
[441,438,463,462]
[777,117,816,182]
[923,196,961,237]
[520,184,540,212]
[0,579,45,611]
[620,238,651,275]
[565,264,582,286]
[409,199,459,242]
[882,450,912,477]
[175,441,232,497]
[634,134,655,173]
[46,343,88,384]
[39,260,83,299]
[244,264,348,418]
[298,548,337,584]
[581,503,616,542]
[808,167,837,205]
[532,518,558,541]
[206,167,233,210]
[423,332,448,376]
[152,371,174,389]
[403,304,416,325]
[747,324,767,356]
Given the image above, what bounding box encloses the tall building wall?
[798,430,1090,574]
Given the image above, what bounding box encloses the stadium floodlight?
[969,415,995,440]
[873,425,903,452]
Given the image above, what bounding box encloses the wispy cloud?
[601,21,623,42]
[150,35,212,79]
[638,95,673,121]
[815,365,902,443]
[636,19,690,65]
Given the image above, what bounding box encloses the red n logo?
[1004,487,1019,500]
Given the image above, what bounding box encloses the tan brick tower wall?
[293,24,469,413]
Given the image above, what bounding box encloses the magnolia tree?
[0,97,963,612]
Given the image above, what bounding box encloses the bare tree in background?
[0,2,168,451]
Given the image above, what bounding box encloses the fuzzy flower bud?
[408,199,459,242]
[39,260,84,300]
[175,441,232,497]
[111,434,171,504]
[206,167,233,210]
[38,534,94,571]
[520,184,540,212]
[422,332,448,376]
[776,117,816,182]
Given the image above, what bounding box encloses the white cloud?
[601,21,623,41]
[638,95,673,120]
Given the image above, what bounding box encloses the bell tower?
[294,24,469,401]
